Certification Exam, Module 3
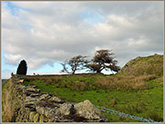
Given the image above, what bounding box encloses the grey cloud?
[2,1,163,70]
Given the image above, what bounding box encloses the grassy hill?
[2,54,163,122]
[119,54,163,76]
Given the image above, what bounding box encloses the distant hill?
[119,54,163,76]
[2,79,8,85]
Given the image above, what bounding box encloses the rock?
[30,93,41,97]
[74,100,107,122]
[26,87,41,93]
[25,96,39,107]
[36,106,45,116]
[16,85,26,92]
[39,115,44,122]
[58,103,74,115]
[39,93,51,100]
[35,101,59,119]
[31,85,37,89]
[48,96,63,103]
[33,113,39,122]
[29,112,37,121]
[36,102,73,117]
[4,75,108,122]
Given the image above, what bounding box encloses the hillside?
[2,54,163,122]
[119,54,163,76]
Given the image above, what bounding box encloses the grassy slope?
[24,75,163,122]
[23,54,163,122]
[3,54,163,122]
[2,79,14,122]
[119,54,163,76]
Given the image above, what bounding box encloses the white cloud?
[2,1,163,73]
[2,72,11,79]
[4,54,22,65]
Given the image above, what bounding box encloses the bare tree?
[61,55,89,74]
[86,49,120,73]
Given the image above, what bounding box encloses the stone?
[58,103,74,116]
[44,107,57,118]
[30,93,40,97]
[4,75,108,122]
[48,96,62,102]
[74,100,107,122]
[33,113,39,122]
[39,115,44,122]
[36,102,74,119]
[26,87,41,93]
[31,85,37,89]
[39,93,51,100]
[29,112,37,121]
[36,106,45,116]
[25,96,39,107]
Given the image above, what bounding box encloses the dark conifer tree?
[16,60,27,75]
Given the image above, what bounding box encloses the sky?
[1,1,164,79]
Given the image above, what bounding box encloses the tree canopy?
[61,55,88,74]
[86,49,120,73]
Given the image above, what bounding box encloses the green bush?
[71,81,88,91]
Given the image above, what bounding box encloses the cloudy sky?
[2,1,164,79]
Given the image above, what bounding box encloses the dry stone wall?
[9,75,107,122]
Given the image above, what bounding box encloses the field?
[23,73,163,122]
[2,54,163,122]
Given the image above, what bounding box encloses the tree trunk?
[96,70,101,73]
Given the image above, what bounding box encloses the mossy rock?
[33,113,39,122]
[39,93,51,100]
[39,115,49,122]
[48,96,62,102]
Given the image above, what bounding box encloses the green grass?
[4,54,163,122]
[2,78,14,122]
[119,54,163,76]
[2,79,10,107]
[23,74,163,122]
[2,79,10,90]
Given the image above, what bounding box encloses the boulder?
[58,103,74,115]
[35,102,74,118]
[74,100,107,122]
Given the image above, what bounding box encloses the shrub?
[45,79,53,86]
[59,81,68,88]
[52,77,62,83]
[16,60,27,75]
[71,81,88,91]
